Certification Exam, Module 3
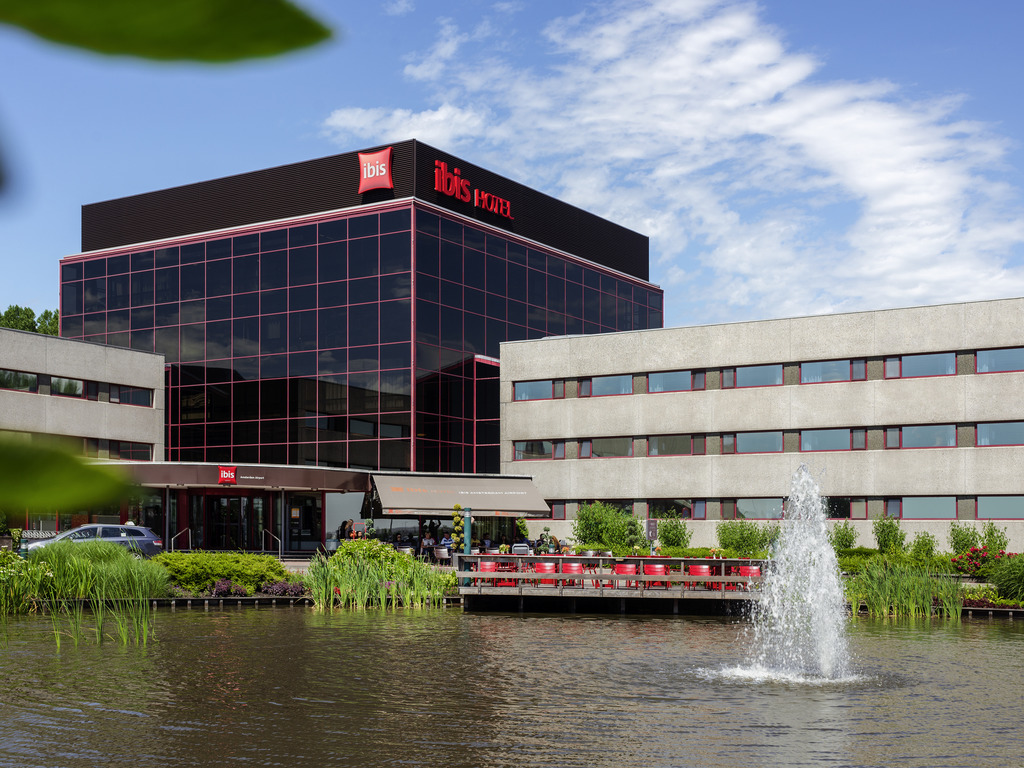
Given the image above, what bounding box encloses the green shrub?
[571,502,649,556]
[988,554,1024,603]
[716,520,777,557]
[657,518,691,549]
[828,521,858,551]
[872,516,906,554]
[836,547,878,574]
[981,521,1010,553]
[153,551,288,595]
[948,521,981,554]
[910,531,938,562]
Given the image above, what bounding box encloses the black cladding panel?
[81,140,648,280]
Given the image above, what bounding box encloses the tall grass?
[848,558,962,620]
[305,547,449,611]
[6,541,169,646]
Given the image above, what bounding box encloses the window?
[824,497,852,518]
[977,422,1024,446]
[978,496,1024,519]
[513,379,564,401]
[723,364,783,389]
[110,384,153,407]
[109,441,153,461]
[885,352,955,378]
[737,498,784,519]
[648,434,692,456]
[851,359,867,381]
[852,428,866,450]
[580,374,632,397]
[691,435,706,455]
[885,427,901,449]
[648,499,694,518]
[801,428,852,452]
[693,500,707,519]
[901,425,956,448]
[735,431,783,453]
[579,437,633,458]
[850,499,868,519]
[51,377,84,397]
[885,498,901,518]
[513,440,563,460]
[0,368,37,393]
[550,502,566,520]
[977,347,1024,373]
[900,496,956,519]
[648,370,703,393]
[722,434,735,454]
[801,360,861,384]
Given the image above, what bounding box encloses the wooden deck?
[454,555,765,614]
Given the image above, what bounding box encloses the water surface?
[1,609,1021,767]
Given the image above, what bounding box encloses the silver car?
[25,524,164,558]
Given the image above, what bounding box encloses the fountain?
[747,463,851,680]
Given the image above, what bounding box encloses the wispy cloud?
[322,0,1024,326]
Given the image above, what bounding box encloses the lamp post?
[463,507,472,556]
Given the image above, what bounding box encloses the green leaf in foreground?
[0,0,331,62]
[0,440,133,510]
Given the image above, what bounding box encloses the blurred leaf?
[0,0,331,62]
[0,440,133,510]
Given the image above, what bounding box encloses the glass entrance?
[185,491,272,551]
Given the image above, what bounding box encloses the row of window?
[0,368,153,407]
[512,347,1024,401]
[547,497,1024,520]
[513,422,1024,459]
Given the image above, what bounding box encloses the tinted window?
[736,432,783,453]
[649,370,691,392]
[901,497,956,519]
[977,347,1024,373]
[901,352,955,377]
[902,425,955,448]
[977,422,1024,446]
[736,499,784,519]
[977,497,1024,519]
[735,364,783,387]
[649,435,691,456]
[801,429,851,451]
[591,374,632,396]
[801,360,850,383]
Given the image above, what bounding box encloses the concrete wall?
[0,328,165,458]
[500,298,1024,551]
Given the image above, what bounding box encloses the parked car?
[23,524,164,558]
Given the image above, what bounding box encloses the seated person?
[421,531,437,549]
[439,531,453,547]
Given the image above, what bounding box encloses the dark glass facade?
[61,143,662,475]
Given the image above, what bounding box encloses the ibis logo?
[357,147,394,193]
[218,466,237,485]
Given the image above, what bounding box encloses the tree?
[0,305,59,334]
[36,309,59,336]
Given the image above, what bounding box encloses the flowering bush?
[950,545,1016,579]
[210,578,249,597]
[261,579,306,597]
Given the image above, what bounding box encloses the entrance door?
[186,491,272,551]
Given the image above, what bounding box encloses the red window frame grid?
[975,421,1024,448]
[579,436,633,459]
[110,384,154,407]
[646,370,706,394]
[579,374,632,398]
[884,353,956,380]
[647,434,694,457]
[512,379,564,402]
[798,359,868,385]
[722,364,784,390]
[723,431,784,455]
[511,440,564,461]
[0,367,39,394]
[975,346,1024,375]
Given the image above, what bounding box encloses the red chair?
[612,563,638,589]
[739,564,761,590]
[534,562,558,586]
[643,563,668,589]
[475,560,497,586]
[561,561,584,587]
[687,563,711,590]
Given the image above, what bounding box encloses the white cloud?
[383,0,415,16]
[321,0,1024,326]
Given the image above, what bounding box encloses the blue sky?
[2,0,1023,329]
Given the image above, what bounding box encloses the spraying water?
[748,464,851,680]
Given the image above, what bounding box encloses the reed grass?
[305,547,449,611]
[848,558,963,620]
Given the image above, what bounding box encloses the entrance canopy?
[371,473,550,518]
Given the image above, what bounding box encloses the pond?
[0,608,1021,767]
